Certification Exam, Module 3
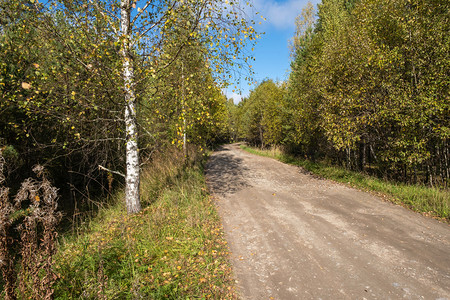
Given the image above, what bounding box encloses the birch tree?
[83,0,258,213]
[7,0,258,214]
[1,0,258,214]
[120,0,140,213]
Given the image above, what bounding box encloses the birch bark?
[121,0,141,214]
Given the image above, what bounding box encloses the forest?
[0,0,448,298]
[0,0,255,298]
[236,0,449,188]
[0,0,257,213]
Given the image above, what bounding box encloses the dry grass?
[52,146,237,299]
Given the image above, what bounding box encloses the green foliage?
[143,27,232,149]
[235,79,287,146]
[236,0,449,187]
[1,0,256,295]
[1,0,259,209]
[0,0,126,200]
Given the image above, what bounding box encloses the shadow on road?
[206,148,250,196]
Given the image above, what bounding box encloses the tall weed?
[0,151,62,299]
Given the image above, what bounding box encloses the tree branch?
[98,165,125,178]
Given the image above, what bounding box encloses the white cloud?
[223,88,248,104]
[229,92,243,104]
[252,0,319,30]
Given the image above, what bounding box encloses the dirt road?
[206,144,450,300]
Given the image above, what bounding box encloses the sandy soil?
[205,144,450,300]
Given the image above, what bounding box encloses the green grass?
[241,144,450,222]
[53,148,236,299]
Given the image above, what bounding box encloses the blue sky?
[224,0,320,103]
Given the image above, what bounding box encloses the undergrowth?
[241,145,449,222]
[53,148,236,299]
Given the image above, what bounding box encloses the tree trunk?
[121,0,141,214]
[427,163,433,188]
[361,141,367,172]
[259,125,264,149]
[346,147,351,170]
[182,62,187,158]
[444,139,449,186]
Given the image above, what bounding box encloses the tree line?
[234,0,449,187]
[0,0,258,215]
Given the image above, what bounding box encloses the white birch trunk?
[121,0,141,214]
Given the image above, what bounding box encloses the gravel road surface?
[206,144,450,300]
